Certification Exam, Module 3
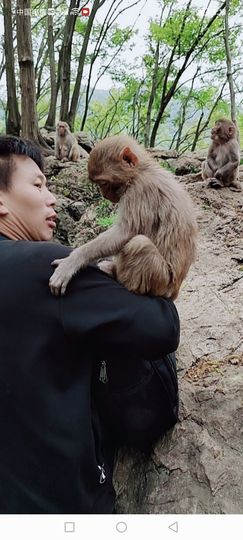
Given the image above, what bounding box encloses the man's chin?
[40,229,54,241]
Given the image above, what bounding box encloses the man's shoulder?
[11,239,72,263]
[0,240,71,266]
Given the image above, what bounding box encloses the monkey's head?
[88,135,145,203]
[211,119,236,144]
[57,121,69,137]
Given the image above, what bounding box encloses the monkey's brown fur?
[49,135,197,298]
[55,121,80,163]
[202,118,241,192]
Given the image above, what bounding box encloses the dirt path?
[114,180,243,514]
[177,180,243,371]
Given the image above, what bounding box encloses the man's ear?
[0,198,9,217]
[119,146,138,166]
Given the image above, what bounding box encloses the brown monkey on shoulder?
[49,135,197,298]
[202,118,241,192]
[55,121,80,162]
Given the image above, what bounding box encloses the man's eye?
[35,184,42,189]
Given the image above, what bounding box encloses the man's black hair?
[0,135,44,191]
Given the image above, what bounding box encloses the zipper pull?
[98,463,106,484]
[99,360,108,384]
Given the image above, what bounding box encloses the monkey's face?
[88,140,138,203]
[57,122,68,137]
[95,179,126,203]
[211,120,235,143]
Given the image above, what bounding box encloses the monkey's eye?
[99,181,109,188]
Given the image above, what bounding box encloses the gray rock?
[67,201,86,221]
[174,156,202,175]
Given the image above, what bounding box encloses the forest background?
[0,0,243,153]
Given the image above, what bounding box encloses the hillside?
[45,153,243,514]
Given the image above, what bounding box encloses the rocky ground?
[114,176,243,514]
[45,152,243,514]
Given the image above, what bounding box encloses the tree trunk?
[190,111,204,151]
[3,0,21,135]
[45,0,57,128]
[224,0,236,123]
[144,4,166,147]
[68,0,104,130]
[16,0,53,152]
[144,42,160,148]
[175,70,199,151]
[59,0,80,123]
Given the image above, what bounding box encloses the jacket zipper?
[99,360,108,383]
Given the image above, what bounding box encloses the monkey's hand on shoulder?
[49,251,85,296]
[98,259,116,277]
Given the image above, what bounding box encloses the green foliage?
[96,198,113,216]
[160,160,176,172]
[110,26,134,47]
[75,19,89,36]
[150,8,202,54]
[2,0,243,153]
[95,199,116,229]
[96,215,116,228]
[236,113,243,145]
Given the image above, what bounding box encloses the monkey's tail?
[115,234,173,297]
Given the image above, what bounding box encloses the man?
[0,135,179,514]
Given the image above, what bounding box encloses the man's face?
[0,155,57,241]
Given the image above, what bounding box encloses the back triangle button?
[168,521,178,533]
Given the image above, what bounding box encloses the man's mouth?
[46,214,57,229]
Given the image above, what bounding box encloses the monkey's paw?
[49,258,76,296]
[98,259,116,277]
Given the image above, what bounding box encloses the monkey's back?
[156,169,197,290]
[119,164,197,297]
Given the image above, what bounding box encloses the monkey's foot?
[207,177,222,189]
[49,257,77,296]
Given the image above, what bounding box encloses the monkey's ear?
[120,146,138,166]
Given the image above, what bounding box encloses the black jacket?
[0,234,179,513]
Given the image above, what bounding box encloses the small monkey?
[55,121,80,162]
[202,118,241,191]
[49,135,197,299]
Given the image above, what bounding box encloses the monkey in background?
[55,121,80,162]
[202,118,241,192]
[49,135,197,298]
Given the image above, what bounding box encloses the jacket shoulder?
[9,240,72,265]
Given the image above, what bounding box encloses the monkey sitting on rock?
[55,121,81,162]
[49,135,197,299]
[202,118,241,192]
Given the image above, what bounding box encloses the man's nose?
[46,189,57,206]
